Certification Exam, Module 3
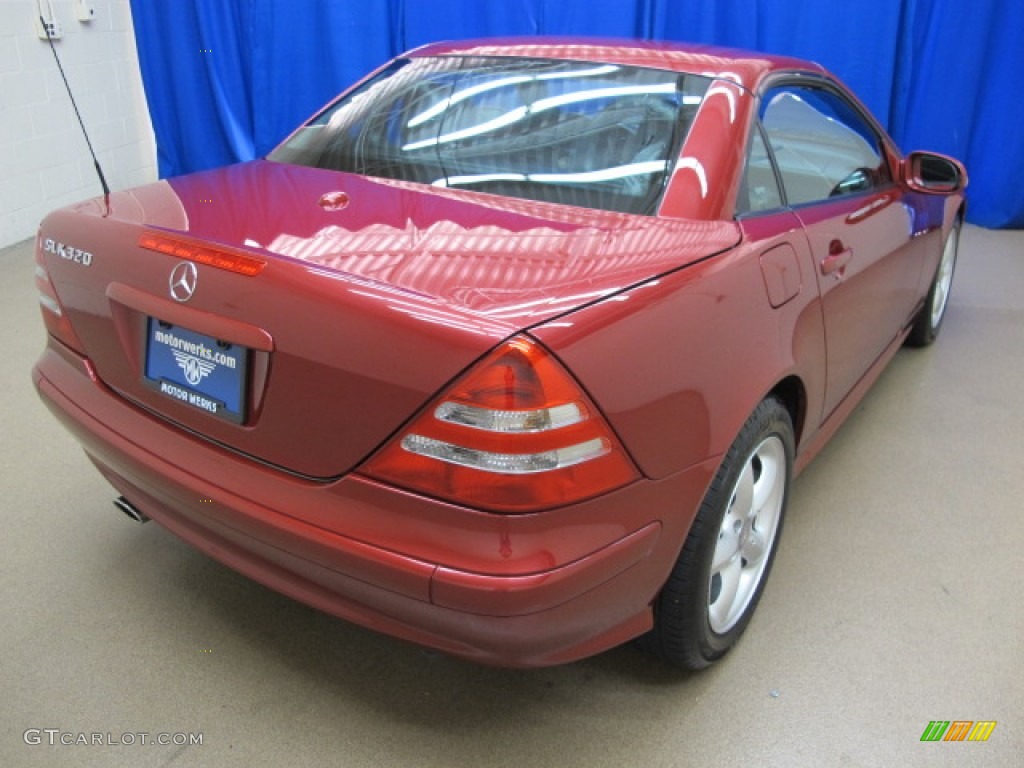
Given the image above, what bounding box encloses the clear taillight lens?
[34,237,87,354]
[361,335,639,513]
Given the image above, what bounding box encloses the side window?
[760,85,890,206]
[737,126,783,215]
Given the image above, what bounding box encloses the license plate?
[144,318,248,422]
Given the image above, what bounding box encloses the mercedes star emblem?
[169,261,198,303]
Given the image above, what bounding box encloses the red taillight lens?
[361,336,639,513]
[34,242,87,354]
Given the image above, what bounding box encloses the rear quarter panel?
[532,211,826,482]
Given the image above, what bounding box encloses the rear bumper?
[33,338,716,667]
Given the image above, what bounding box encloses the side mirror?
[902,151,967,194]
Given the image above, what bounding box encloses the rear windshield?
[269,56,711,215]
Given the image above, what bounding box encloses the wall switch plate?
[76,0,96,22]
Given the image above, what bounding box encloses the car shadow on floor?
[100,511,720,722]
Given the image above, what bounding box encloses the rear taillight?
[34,239,87,354]
[361,335,639,513]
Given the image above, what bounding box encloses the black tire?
[640,397,794,670]
[907,220,960,347]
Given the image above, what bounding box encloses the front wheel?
[640,397,794,670]
[907,220,960,347]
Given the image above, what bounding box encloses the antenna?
[39,14,111,197]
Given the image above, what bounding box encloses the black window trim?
[735,119,789,219]
[744,72,899,214]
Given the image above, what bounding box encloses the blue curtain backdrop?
[129,0,1024,228]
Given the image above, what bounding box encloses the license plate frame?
[143,317,248,423]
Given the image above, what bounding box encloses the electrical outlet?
[76,0,96,22]
[35,16,63,40]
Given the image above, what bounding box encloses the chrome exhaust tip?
[113,496,150,524]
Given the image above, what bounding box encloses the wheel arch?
[767,375,807,452]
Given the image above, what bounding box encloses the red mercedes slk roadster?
[32,39,965,669]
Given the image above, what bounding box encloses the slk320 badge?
[42,238,92,266]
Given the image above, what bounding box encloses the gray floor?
[1,226,1021,768]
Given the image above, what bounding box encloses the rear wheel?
[640,397,794,670]
[907,220,960,347]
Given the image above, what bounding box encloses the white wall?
[0,0,157,248]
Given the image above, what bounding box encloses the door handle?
[820,239,852,277]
